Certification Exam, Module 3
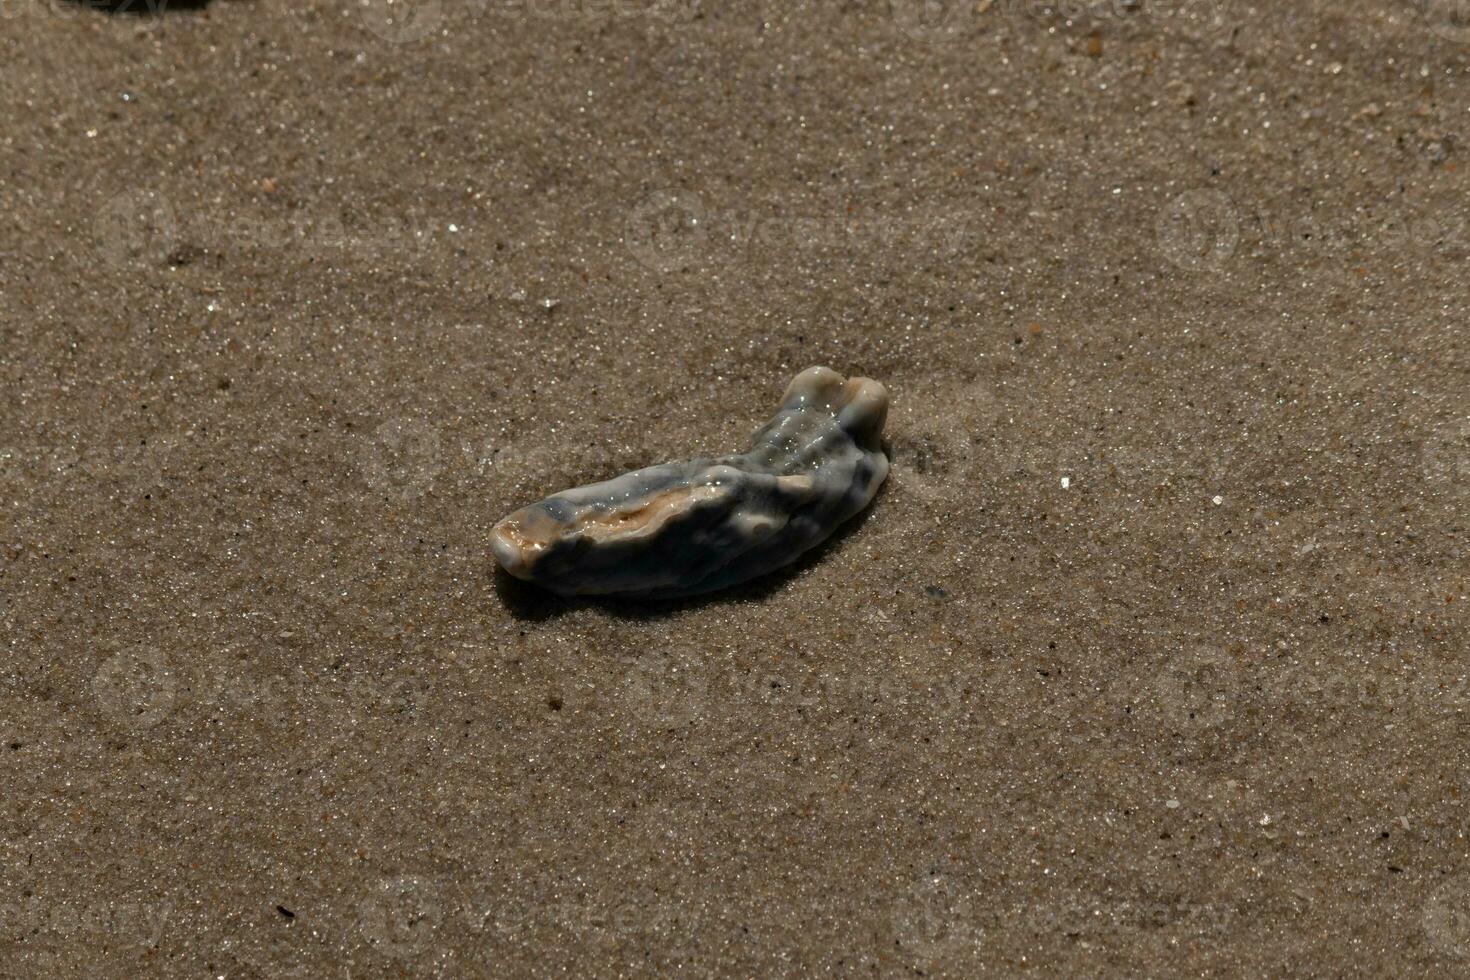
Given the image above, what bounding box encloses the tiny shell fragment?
[490,366,890,598]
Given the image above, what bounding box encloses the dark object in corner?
[66,0,213,14]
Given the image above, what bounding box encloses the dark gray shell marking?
[490,366,889,598]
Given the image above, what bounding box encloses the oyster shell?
[490,366,889,598]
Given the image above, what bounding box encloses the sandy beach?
[1,0,1468,975]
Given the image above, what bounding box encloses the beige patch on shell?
[495,506,562,552]
[574,485,729,542]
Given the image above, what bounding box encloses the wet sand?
[1,0,1468,975]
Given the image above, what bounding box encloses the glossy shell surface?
[490,367,890,598]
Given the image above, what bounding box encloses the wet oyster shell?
[490,366,889,598]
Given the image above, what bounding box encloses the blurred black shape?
[66,0,213,14]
